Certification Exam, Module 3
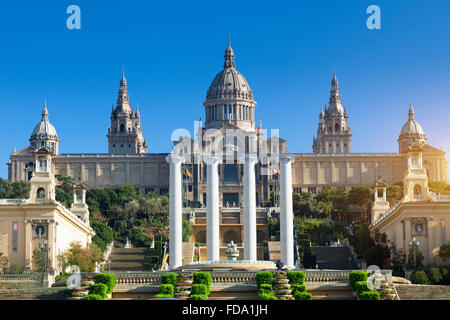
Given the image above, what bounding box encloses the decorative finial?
[42,100,49,121]
[228,33,231,47]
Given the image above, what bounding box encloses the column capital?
[203,154,223,165]
[238,153,258,165]
[278,153,295,164]
[166,154,185,165]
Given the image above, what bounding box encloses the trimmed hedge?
[291,284,306,295]
[89,283,108,299]
[411,270,430,285]
[259,284,273,293]
[154,294,174,299]
[161,273,179,288]
[159,284,174,296]
[294,291,312,300]
[287,271,305,285]
[95,273,116,294]
[191,284,208,296]
[429,268,442,285]
[359,291,380,300]
[255,271,273,288]
[83,294,105,300]
[193,272,211,294]
[190,294,207,300]
[258,292,278,300]
[349,271,367,290]
[354,281,370,295]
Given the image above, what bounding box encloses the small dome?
[399,104,426,136]
[30,103,59,140]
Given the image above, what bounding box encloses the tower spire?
[224,35,235,69]
[42,100,49,121]
[408,101,415,120]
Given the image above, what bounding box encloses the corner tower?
[203,38,257,131]
[313,73,352,153]
[107,71,148,154]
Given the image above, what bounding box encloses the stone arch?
[37,187,45,199]
[413,184,422,196]
[223,230,240,243]
[334,123,340,133]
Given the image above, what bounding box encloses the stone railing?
[114,272,162,285]
[0,273,43,282]
[303,270,350,283]
[0,199,26,205]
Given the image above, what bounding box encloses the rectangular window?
[145,188,154,195]
[224,105,227,120]
[12,222,18,252]
[159,188,168,195]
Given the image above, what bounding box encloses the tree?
[293,192,316,217]
[0,178,30,199]
[33,244,51,273]
[0,252,9,273]
[438,241,450,262]
[183,220,194,242]
[55,175,74,208]
[348,187,373,222]
[66,242,102,272]
[386,184,403,205]
[91,222,114,251]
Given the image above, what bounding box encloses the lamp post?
[409,237,419,270]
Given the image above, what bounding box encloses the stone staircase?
[109,248,148,271]
[394,284,450,300]
[268,241,280,261]
[311,246,358,270]
[182,242,195,265]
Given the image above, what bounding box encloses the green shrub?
[429,268,443,285]
[258,292,278,300]
[191,284,208,296]
[159,284,174,296]
[291,284,306,295]
[359,290,380,300]
[193,272,211,294]
[89,283,108,299]
[411,270,430,284]
[55,274,71,282]
[439,266,450,285]
[287,270,305,285]
[190,294,207,300]
[294,291,312,300]
[95,273,116,294]
[354,281,370,295]
[83,294,105,300]
[7,264,24,274]
[349,271,368,290]
[161,272,179,288]
[154,293,174,299]
[255,271,273,288]
[259,284,273,293]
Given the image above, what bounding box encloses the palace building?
[7,40,448,210]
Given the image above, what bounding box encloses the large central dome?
[204,39,257,130]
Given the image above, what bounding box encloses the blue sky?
[0,0,449,180]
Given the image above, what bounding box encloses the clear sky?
[0,0,449,180]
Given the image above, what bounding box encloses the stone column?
[24,220,32,270]
[241,153,258,261]
[427,218,434,265]
[166,154,185,269]
[204,155,221,261]
[279,154,295,268]
[47,220,55,271]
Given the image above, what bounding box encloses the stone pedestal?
[166,154,185,269]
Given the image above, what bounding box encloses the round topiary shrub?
[411,270,430,285]
[193,272,211,294]
[359,290,380,300]
[95,273,117,294]
[287,270,305,285]
[349,271,368,290]
[256,271,273,288]
[191,284,208,296]
[83,294,105,300]
[259,283,273,294]
[293,292,312,300]
[429,268,442,285]
[258,292,278,300]
[190,294,207,300]
[159,284,174,296]
[354,281,370,295]
[161,272,179,288]
[89,283,108,299]
[291,284,306,295]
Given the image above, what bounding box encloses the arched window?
[37,188,45,199]
[120,124,125,133]
[414,185,422,196]
[335,123,340,133]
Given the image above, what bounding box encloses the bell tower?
[29,147,56,204]
[402,144,431,202]
[107,70,148,154]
